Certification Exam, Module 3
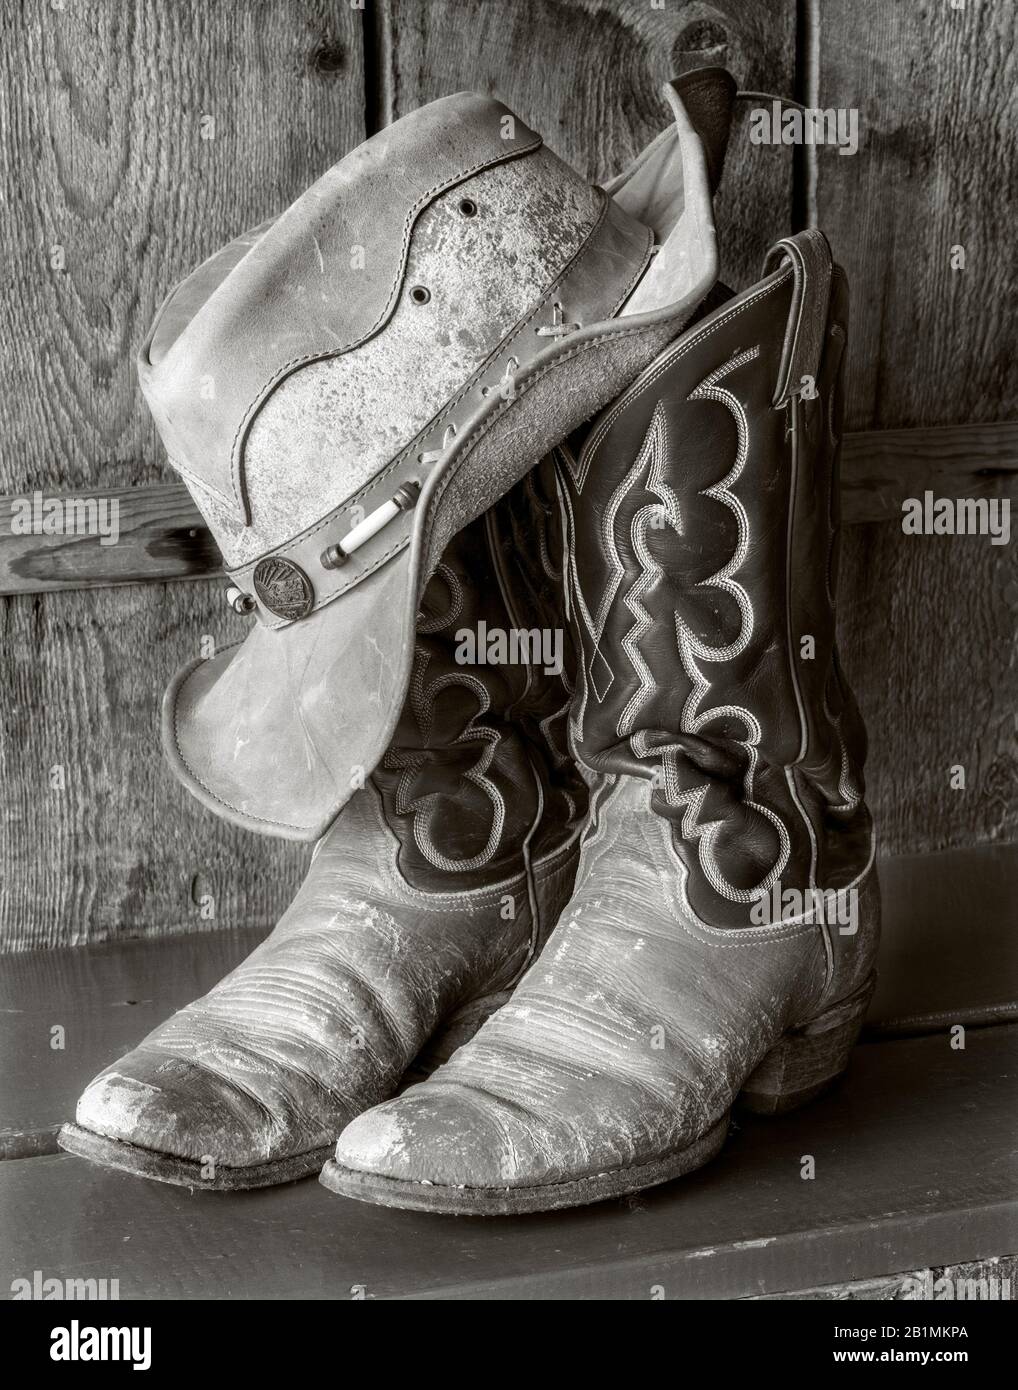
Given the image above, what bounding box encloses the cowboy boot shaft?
[557,231,872,930]
[485,458,584,820]
[373,465,586,891]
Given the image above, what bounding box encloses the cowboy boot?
[322,229,881,1214]
[58,464,586,1188]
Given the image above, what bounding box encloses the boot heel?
[739,973,876,1115]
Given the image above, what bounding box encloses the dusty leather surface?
[164,546,418,839]
[332,233,881,1199]
[190,156,618,572]
[75,480,585,1172]
[227,194,653,611]
[138,92,542,524]
[74,789,579,1170]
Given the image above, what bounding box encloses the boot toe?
[74,1046,285,1171]
[334,1086,538,1191]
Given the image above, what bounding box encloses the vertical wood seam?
[792,0,820,230]
[362,0,393,135]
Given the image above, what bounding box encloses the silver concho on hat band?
[252,556,314,621]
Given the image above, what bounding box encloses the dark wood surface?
[4,841,1014,1160]
[865,842,1018,1037]
[838,519,1018,857]
[0,926,267,1159]
[2,1027,1014,1299]
[814,0,1018,858]
[757,1253,1017,1301]
[0,484,220,594]
[812,1,1017,435]
[841,422,1018,527]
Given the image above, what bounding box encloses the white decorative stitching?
[657,347,792,904]
[552,449,611,737]
[386,647,506,873]
[416,563,463,636]
[616,404,683,737]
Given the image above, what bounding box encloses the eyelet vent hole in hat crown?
[409,285,431,305]
[458,197,478,218]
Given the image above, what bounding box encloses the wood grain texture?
[0,0,364,949]
[4,841,1014,1159]
[382,0,796,290]
[841,420,1018,526]
[838,521,1018,856]
[865,842,1018,1038]
[0,579,312,953]
[813,2,1017,433]
[4,422,1014,594]
[816,0,1018,857]
[2,1028,1015,1298]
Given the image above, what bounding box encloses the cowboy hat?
[141,81,719,840]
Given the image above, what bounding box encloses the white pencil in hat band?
[320,481,422,571]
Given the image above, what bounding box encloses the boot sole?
[57,1123,332,1190]
[319,1117,730,1214]
[319,975,878,1215]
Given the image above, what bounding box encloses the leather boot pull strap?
[667,67,737,198]
[761,229,833,408]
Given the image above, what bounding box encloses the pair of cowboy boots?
[60,76,878,1213]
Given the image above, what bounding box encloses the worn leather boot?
[323,229,880,1214]
[59,465,586,1188]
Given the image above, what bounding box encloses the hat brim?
[163,540,419,842]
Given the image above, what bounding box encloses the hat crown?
[139,91,568,538]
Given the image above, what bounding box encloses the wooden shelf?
[3,841,1015,1298]
[2,1027,1014,1300]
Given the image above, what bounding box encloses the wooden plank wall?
[0,0,1014,949]
[815,0,1018,854]
[0,1,368,948]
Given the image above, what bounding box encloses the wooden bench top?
[2,1027,1014,1299]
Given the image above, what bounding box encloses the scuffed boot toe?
[60,1046,333,1189]
[330,1088,514,1190]
[322,1084,598,1214]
